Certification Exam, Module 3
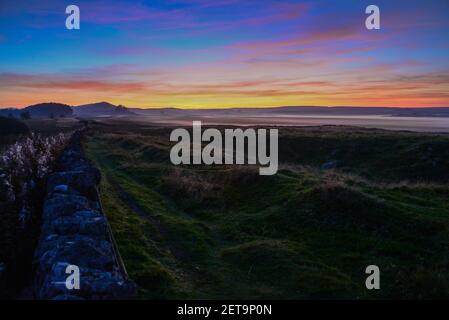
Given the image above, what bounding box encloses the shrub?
[0,132,71,292]
[0,133,70,207]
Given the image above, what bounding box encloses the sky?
[0,0,448,109]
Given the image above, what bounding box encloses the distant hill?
[24,102,73,118]
[130,106,449,117]
[0,103,73,118]
[0,108,20,118]
[129,107,188,116]
[0,101,135,119]
[73,102,135,117]
[2,103,449,119]
[264,106,449,117]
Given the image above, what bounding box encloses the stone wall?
[34,131,136,299]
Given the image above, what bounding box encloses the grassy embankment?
[84,122,449,299]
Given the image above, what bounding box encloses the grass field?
[83,120,449,299]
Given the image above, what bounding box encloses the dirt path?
[106,175,189,261]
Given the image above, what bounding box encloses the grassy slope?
[84,123,449,299]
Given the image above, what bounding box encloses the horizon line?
[1,102,449,110]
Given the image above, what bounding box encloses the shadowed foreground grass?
[84,123,449,299]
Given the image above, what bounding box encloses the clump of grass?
[159,168,225,209]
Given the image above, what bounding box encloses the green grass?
[84,122,449,299]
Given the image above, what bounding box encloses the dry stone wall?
[34,131,136,300]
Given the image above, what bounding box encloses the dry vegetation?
[0,120,73,297]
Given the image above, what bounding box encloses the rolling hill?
[25,102,73,118]
[0,103,73,118]
[73,102,135,117]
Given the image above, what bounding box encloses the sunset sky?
[0,0,448,108]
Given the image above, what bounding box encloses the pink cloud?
[0,72,146,92]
